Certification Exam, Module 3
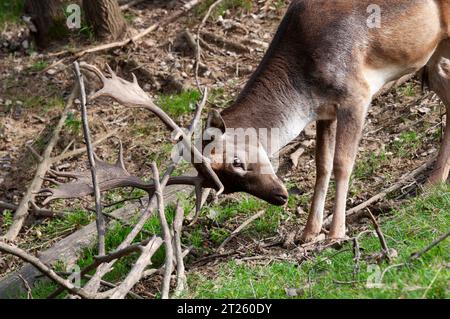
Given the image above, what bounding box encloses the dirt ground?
[0,0,446,296]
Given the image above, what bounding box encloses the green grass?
[0,0,24,28]
[156,90,201,117]
[196,0,253,18]
[33,209,94,243]
[189,184,450,299]
[392,131,422,158]
[23,182,449,299]
[402,83,417,97]
[30,60,49,72]
[64,111,82,136]
[0,210,13,233]
[354,150,388,181]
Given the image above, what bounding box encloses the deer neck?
[221,60,317,157]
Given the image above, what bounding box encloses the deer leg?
[300,120,336,243]
[328,102,368,240]
[427,54,450,184]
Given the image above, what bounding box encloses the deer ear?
[206,109,226,134]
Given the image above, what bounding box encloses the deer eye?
[233,157,244,168]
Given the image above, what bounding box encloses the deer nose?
[273,193,288,205]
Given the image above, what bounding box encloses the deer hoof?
[325,234,349,246]
[427,172,447,186]
[298,231,325,244]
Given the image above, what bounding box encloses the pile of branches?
[0,62,223,299]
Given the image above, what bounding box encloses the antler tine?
[48,169,81,179]
[79,62,106,82]
[113,137,126,171]
[76,63,224,196]
[132,73,139,85]
[43,177,62,186]
[105,63,118,79]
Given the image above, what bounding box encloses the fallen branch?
[195,0,225,90]
[151,163,173,300]
[74,62,106,256]
[324,157,435,226]
[218,210,265,250]
[2,88,77,242]
[109,236,164,299]
[51,129,119,164]
[44,0,204,71]
[410,230,450,260]
[120,0,146,11]
[0,241,92,298]
[173,202,187,297]
[56,271,143,299]
[366,209,396,262]
[0,201,63,218]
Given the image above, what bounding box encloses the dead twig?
[151,163,173,299]
[218,210,265,250]
[410,230,450,260]
[0,241,92,298]
[352,229,374,279]
[1,88,77,242]
[51,129,119,164]
[0,201,63,218]
[366,209,398,263]
[109,236,164,299]
[74,62,106,256]
[43,0,204,70]
[173,202,187,297]
[18,274,33,299]
[26,144,43,162]
[195,0,225,91]
[325,157,435,226]
[200,30,251,54]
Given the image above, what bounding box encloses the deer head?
[38,63,288,214]
[198,110,288,206]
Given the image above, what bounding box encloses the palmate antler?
[38,62,222,209]
[37,142,203,205]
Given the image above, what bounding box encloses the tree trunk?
[83,0,127,40]
[24,0,66,49]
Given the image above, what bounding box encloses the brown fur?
[205,0,450,242]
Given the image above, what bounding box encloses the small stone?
[21,40,29,49]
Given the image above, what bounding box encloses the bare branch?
[195,0,225,90]
[324,157,435,226]
[173,202,187,297]
[74,61,106,256]
[151,163,173,299]
[0,241,93,299]
[218,210,265,250]
[1,88,77,242]
[410,230,450,260]
[109,236,164,299]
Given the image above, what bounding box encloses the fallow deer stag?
[41,0,450,244]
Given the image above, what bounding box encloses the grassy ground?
[18,183,449,299]
[187,184,450,299]
[0,0,24,28]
